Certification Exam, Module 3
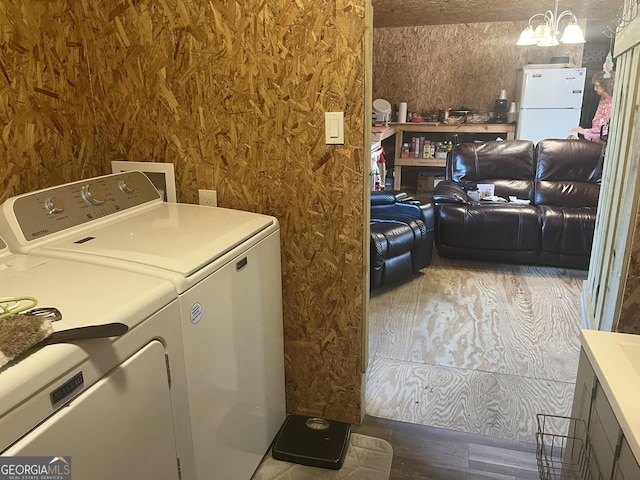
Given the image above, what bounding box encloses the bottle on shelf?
[402,143,410,158]
[422,141,430,159]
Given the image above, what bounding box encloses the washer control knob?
[118,179,135,194]
[45,196,65,214]
[81,183,106,205]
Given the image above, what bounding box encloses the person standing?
[571,71,615,143]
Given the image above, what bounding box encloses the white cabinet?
[571,348,640,479]
[614,437,640,479]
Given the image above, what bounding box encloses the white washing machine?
[0,171,286,480]
[0,235,195,479]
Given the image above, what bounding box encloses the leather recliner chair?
[370,191,435,290]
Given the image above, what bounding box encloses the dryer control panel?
[1,171,162,243]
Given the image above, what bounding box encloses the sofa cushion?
[538,205,597,269]
[447,140,535,200]
[437,203,541,253]
[535,139,604,208]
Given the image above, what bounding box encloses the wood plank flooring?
[352,415,540,480]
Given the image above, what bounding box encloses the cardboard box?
[416,171,434,195]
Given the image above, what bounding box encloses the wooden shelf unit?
[391,123,516,190]
[371,125,397,142]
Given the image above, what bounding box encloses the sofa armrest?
[371,190,416,206]
[370,191,398,206]
[371,201,427,224]
[432,180,468,205]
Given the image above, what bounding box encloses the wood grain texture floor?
[352,415,540,480]
[367,252,586,443]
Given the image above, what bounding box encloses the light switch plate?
[325,112,344,145]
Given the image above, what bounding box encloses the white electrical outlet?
[198,189,217,207]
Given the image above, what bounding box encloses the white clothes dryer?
[0,236,194,479]
[0,171,286,480]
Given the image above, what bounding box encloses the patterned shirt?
[584,96,612,143]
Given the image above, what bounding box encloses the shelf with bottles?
[400,137,452,161]
[391,123,515,190]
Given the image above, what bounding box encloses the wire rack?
[536,414,603,480]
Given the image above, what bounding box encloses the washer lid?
[0,251,175,334]
[29,204,276,278]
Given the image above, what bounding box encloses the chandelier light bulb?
[533,22,552,41]
[560,23,586,44]
[516,0,586,47]
[516,25,538,45]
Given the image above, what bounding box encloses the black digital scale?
[271,414,351,470]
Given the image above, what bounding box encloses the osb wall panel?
[0,0,367,423]
[617,206,640,334]
[372,21,585,115]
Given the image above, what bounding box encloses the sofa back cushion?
[534,139,604,207]
[447,140,535,200]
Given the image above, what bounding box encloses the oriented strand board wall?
[373,22,585,115]
[618,206,640,335]
[0,0,367,423]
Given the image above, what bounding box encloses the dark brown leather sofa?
[432,139,605,269]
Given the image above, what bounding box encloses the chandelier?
[516,0,586,46]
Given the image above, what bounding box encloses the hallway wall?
[372,21,584,116]
[0,0,368,423]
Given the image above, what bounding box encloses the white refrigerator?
[515,65,587,144]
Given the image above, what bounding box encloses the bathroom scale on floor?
[272,414,351,470]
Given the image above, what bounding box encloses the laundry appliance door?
[180,230,286,480]
[3,341,180,480]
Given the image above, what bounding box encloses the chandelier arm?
[543,10,554,23]
[529,10,554,28]
[555,11,578,35]
[556,10,577,24]
[527,12,547,26]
